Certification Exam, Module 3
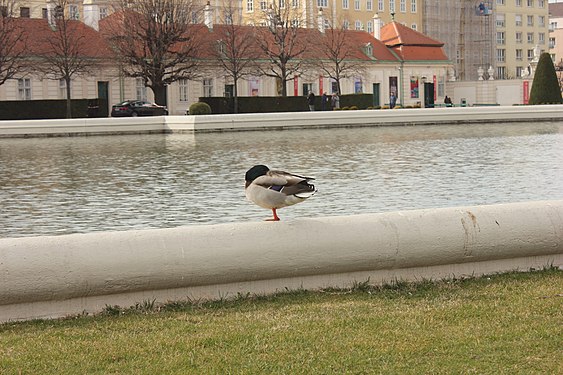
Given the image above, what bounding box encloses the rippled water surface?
[1,122,562,238]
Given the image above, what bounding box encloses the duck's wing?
[267,170,316,196]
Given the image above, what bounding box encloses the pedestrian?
[307,91,315,111]
[444,95,453,107]
[321,92,328,111]
[331,93,340,110]
[390,92,396,109]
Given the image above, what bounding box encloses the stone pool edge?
[1,105,563,138]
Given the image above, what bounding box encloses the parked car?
[111,100,168,117]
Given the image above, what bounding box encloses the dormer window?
[364,42,373,57]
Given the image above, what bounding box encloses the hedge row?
[0,98,108,120]
[199,94,375,114]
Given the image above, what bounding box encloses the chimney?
[373,13,382,40]
[204,1,213,30]
[318,8,324,33]
[83,0,100,30]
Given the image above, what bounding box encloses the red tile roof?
[380,21,449,61]
[11,17,111,58]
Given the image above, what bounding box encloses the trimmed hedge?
[0,99,108,120]
[529,52,563,105]
[199,94,374,114]
[189,101,212,115]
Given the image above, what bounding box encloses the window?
[496,0,504,5]
[515,14,522,26]
[516,32,522,43]
[496,31,505,45]
[179,79,189,102]
[527,15,533,26]
[99,7,108,19]
[20,7,30,17]
[389,0,395,13]
[279,0,285,8]
[18,78,31,100]
[400,0,406,12]
[246,0,253,12]
[343,0,349,8]
[411,0,416,13]
[69,4,79,20]
[516,0,521,6]
[497,66,505,80]
[355,20,363,30]
[516,66,523,77]
[538,0,544,7]
[366,0,372,11]
[527,49,534,60]
[260,0,267,10]
[367,21,373,33]
[343,20,350,29]
[203,79,213,97]
[318,0,328,7]
[136,78,147,101]
[291,18,300,27]
[496,14,505,27]
[527,32,534,44]
[527,0,533,7]
[59,79,70,99]
[292,0,299,7]
[411,23,417,30]
[496,49,505,63]
[516,49,523,60]
[378,0,384,12]
[549,37,555,49]
[539,32,545,45]
[539,16,545,27]
[355,0,360,10]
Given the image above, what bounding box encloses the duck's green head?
[245,165,269,182]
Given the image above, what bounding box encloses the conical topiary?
[528,52,563,105]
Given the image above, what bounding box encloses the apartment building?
[549,2,563,67]
[495,0,549,79]
[241,0,422,32]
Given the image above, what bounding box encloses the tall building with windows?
[495,0,549,79]
[549,2,563,66]
[241,0,422,32]
[422,0,548,81]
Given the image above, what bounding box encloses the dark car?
[111,100,168,117]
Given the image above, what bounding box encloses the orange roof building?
[0,13,452,113]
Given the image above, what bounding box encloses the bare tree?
[105,0,206,106]
[0,0,27,86]
[253,3,308,96]
[213,0,257,112]
[313,20,366,95]
[40,0,100,118]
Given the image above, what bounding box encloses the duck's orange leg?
[265,208,280,221]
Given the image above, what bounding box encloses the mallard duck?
[245,165,317,221]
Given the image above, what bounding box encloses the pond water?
[1,122,562,238]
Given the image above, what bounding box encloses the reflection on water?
[1,122,562,238]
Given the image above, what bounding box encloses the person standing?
[321,92,328,111]
[390,92,397,109]
[307,91,315,111]
[331,93,340,110]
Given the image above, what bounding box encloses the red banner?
[523,81,529,104]
[294,75,299,96]
[433,75,437,101]
[319,75,323,95]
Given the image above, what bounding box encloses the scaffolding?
[423,1,494,81]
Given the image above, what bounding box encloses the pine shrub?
[529,53,563,105]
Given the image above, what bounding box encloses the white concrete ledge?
[1,200,561,322]
[1,104,563,137]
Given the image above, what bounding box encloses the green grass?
[1,269,561,374]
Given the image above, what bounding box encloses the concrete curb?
[1,105,563,137]
[1,200,561,322]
